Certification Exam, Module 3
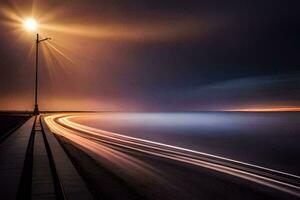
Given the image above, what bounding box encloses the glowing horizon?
[226,106,300,112]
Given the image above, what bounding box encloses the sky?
[0,0,299,111]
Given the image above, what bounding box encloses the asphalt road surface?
[45,114,300,200]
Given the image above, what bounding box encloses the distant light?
[23,18,38,32]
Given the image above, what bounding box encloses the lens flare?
[23,18,38,32]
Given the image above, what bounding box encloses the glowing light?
[226,106,300,112]
[23,18,38,32]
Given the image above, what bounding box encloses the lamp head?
[23,18,38,32]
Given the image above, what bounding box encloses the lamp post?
[24,18,51,115]
[34,34,51,115]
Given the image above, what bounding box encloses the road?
[44,113,300,200]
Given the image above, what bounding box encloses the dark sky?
[0,0,299,111]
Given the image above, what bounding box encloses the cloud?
[164,74,300,110]
[40,18,204,43]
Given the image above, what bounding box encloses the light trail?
[44,114,300,197]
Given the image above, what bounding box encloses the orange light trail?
[226,106,300,112]
[44,114,300,197]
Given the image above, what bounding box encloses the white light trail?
[44,114,300,197]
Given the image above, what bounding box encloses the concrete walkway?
[0,117,35,199]
[0,115,93,200]
[32,116,56,200]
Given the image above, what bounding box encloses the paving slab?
[0,117,35,200]
[31,119,56,200]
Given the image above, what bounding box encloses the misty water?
[71,112,300,175]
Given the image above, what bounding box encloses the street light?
[24,18,38,32]
[23,18,51,115]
